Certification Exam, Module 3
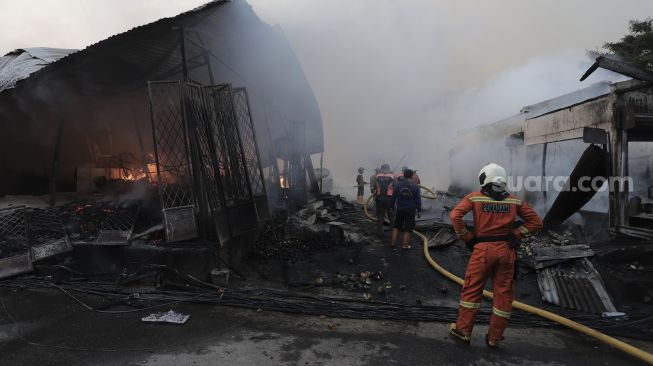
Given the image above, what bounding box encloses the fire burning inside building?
[0,0,325,277]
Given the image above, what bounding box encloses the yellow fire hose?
[363,190,653,365]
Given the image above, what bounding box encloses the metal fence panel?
[207,85,252,204]
[233,88,269,220]
[0,207,32,279]
[28,207,72,260]
[96,202,141,245]
[149,81,269,244]
[148,81,198,242]
[184,83,232,242]
[232,88,266,197]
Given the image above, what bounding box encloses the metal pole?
[135,124,150,181]
[204,51,215,84]
[179,27,189,81]
[49,118,64,207]
[542,143,548,201]
[319,152,324,193]
[147,82,164,199]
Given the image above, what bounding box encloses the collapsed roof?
[0,47,77,92]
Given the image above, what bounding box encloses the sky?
[1,0,652,195]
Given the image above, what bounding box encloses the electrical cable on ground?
[0,295,153,353]
[363,189,653,365]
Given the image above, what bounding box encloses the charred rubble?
[0,1,652,350]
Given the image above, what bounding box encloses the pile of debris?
[520,230,579,258]
[0,195,167,280]
[517,229,620,316]
[252,195,369,264]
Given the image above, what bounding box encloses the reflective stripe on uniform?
[460,300,481,309]
[455,228,469,236]
[518,226,529,236]
[492,307,511,318]
[469,197,521,205]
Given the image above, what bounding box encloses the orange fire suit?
[450,191,542,343]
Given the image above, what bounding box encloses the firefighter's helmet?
[479,163,507,188]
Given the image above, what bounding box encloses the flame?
[114,163,158,182]
[279,175,288,188]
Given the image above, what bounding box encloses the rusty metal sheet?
[537,257,617,314]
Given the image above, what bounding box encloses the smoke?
[245,0,647,199]
[418,49,628,189]
[1,0,651,199]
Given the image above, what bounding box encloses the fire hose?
[363,188,653,365]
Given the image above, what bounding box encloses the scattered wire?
[0,294,152,353]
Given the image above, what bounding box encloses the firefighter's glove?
[508,234,521,249]
[465,236,478,251]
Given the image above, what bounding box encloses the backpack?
[398,183,413,200]
[376,175,394,197]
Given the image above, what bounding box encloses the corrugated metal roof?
[0,0,228,95]
[521,81,613,119]
[0,48,77,92]
[537,257,617,314]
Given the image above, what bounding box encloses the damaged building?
[449,68,653,318]
[450,77,653,240]
[0,0,325,279]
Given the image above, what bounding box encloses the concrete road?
[0,288,651,366]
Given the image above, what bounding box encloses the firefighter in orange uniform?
[448,163,542,348]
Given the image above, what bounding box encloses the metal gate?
[148,81,198,243]
[233,88,269,220]
[148,81,267,244]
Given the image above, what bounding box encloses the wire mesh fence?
[148,81,268,243]
[0,207,29,258]
[0,207,32,279]
[96,202,141,245]
[149,81,199,243]
[207,85,252,204]
[186,83,224,215]
[27,207,72,260]
[233,88,266,197]
[148,81,196,210]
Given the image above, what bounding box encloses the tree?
[600,18,653,69]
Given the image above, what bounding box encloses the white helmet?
[479,163,507,188]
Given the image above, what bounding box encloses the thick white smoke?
[418,49,628,190]
[246,0,648,199]
[0,0,649,200]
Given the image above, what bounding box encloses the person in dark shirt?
[390,168,422,249]
[355,167,367,204]
[409,166,421,185]
[375,164,395,236]
[369,167,380,195]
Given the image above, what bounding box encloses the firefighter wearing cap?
[448,163,542,348]
[355,167,367,204]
